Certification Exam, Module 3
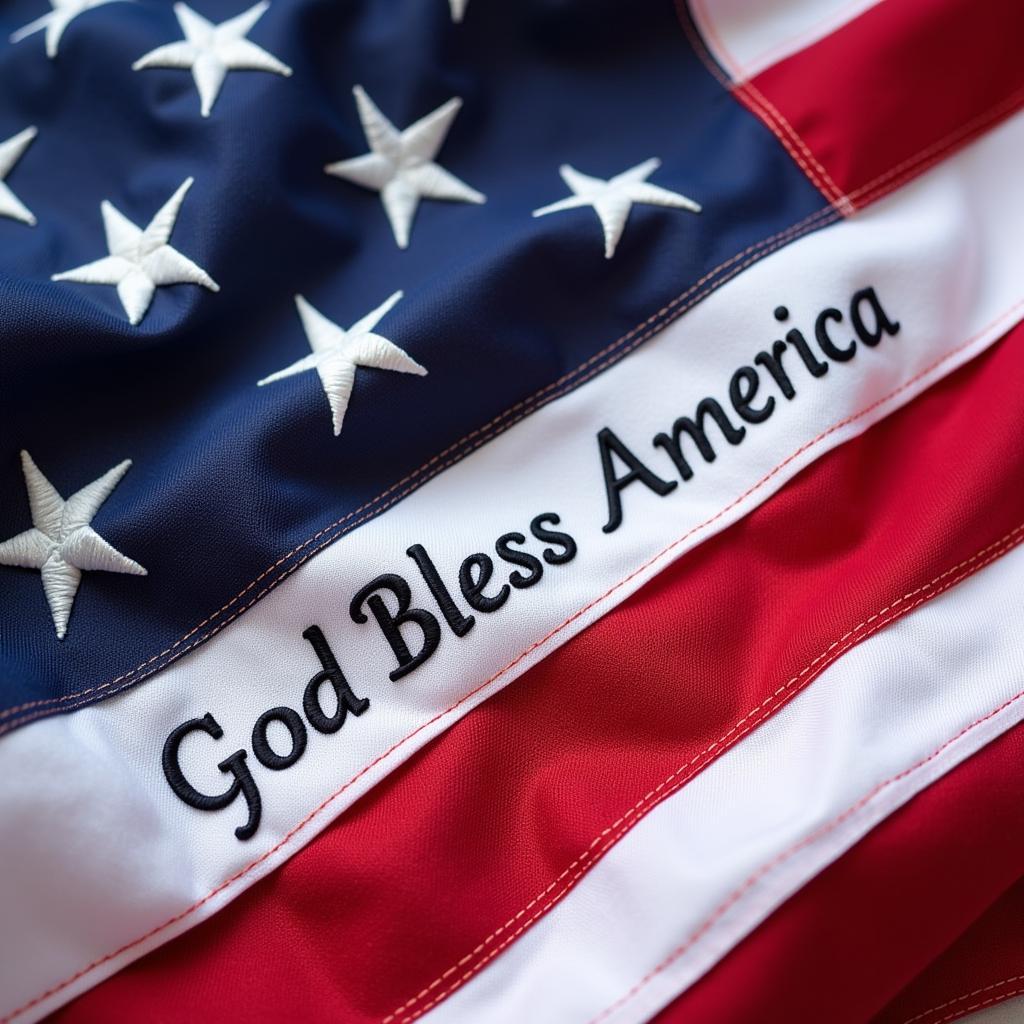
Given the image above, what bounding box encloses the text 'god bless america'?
[163,285,900,839]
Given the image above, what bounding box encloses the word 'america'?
[598,285,901,532]
[162,515,577,839]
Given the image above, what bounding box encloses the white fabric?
[689,0,883,81]
[1,112,1023,1023]
[964,997,1024,1024]
[429,542,1024,1024]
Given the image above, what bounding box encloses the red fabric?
[876,879,1024,1024]
[742,0,1024,209]
[53,327,1024,1024]
[652,723,1024,1024]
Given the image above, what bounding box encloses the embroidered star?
[258,291,427,436]
[10,0,124,59]
[132,1,292,118]
[0,451,146,639]
[449,0,469,22]
[52,176,219,325]
[325,85,485,250]
[532,158,701,259]
[0,127,38,226]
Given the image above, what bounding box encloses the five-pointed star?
[10,0,124,59]
[325,85,485,250]
[449,0,469,22]
[52,176,219,325]
[258,291,427,436]
[0,451,146,639]
[532,157,701,259]
[0,127,38,226]
[133,1,292,118]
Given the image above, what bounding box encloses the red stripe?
[877,880,1024,1024]
[738,0,1024,209]
[651,724,1024,1024]
[53,326,1024,1024]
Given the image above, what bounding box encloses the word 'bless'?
[162,515,577,840]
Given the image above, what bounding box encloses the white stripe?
[689,0,882,81]
[1,113,1023,1022]
[428,541,1024,1024]
[964,997,1024,1024]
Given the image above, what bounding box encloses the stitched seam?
[847,88,1024,208]
[587,634,1024,1024]
[683,0,1024,215]
[920,987,1024,1024]
[901,975,1024,1024]
[0,204,841,733]
[683,0,1024,210]
[686,0,743,82]
[732,84,842,205]
[736,80,849,206]
[847,87,1024,202]
[385,529,1024,1024]
[734,78,1024,214]
[675,5,843,207]
[6,307,1021,1024]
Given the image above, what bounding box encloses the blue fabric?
[0,0,829,724]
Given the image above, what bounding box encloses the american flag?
[0,0,1022,1022]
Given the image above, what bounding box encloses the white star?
[449,0,469,22]
[132,1,292,118]
[325,85,485,250]
[0,451,146,639]
[10,0,124,59]
[532,158,701,259]
[52,176,219,325]
[258,291,427,436]
[0,127,38,226]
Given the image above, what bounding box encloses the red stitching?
[902,975,1024,1024]
[0,203,841,736]
[6,302,1022,1023]
[588,656,1024,1024]
[387,529,1024,1024]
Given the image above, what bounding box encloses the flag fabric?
[0,1,1022,1022]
